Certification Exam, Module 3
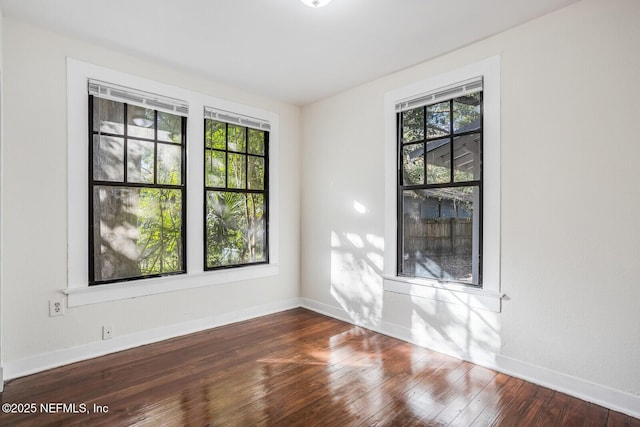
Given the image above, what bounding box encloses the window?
[398,84,482,286]
[67,59,279,306]
[88,81,187,285]
[383,56,501,312]
[204,110,269,269]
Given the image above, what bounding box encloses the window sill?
[65,264,279,307]
[382,275,503,312]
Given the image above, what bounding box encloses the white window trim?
[65,58,279,307]
[383,56,502,312]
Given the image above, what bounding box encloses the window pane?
[206,120,226,149]
[205,191,266,268]
[93,98,124,135]
[401,187,478,284]
[402,108,424,143]
[426,138,450,184]
[92,186,183,282]
[157,143,182,185]
[402,143,424,185]
[427,101,450,138]
[248,129,265,155]
[205,150,226,187]
[246,193,266,263]
[228,125,246,152]
[93,135,124,182]
[453,133,481,182]
[454,92,481,133]
[127,105,155,139]
[157,112,182,143]
[248,156,265,190]
[228,153,246,189]
[127,140,154,184]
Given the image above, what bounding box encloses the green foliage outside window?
[204,119,268,269]
[91,97,185,284]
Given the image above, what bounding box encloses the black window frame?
[203,118,270,271]
[88,95,188,285]
[397,91,484,287]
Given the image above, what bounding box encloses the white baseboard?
[3,298,301,382]
[300,298,640,420]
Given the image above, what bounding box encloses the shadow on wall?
[330,200,500,361]
[408,295,500,363]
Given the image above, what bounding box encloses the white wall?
[301,0,640,414]
[1,18,301,371]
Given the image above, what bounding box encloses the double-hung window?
[88,81,188,285]
[383,56,501,311]
[204,108,269,269]
[397,79,483,286]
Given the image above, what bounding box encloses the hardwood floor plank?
[533,391,572,427]
[403,361,486,424]
[560,395,591,426]
[0,308,637,427]
[513,384,555,427]
[608,410,640,427]
[446,371,512,426]
[468,376,527,426]
[491,381,541,425]
[583,403,612,427]
[427,364,498,425]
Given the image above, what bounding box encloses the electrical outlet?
[102,325,113,340]
[49,298,65,317]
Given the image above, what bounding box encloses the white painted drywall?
[0,18,301,363]
[301,0,640,399]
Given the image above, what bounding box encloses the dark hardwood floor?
[0,308,638,426]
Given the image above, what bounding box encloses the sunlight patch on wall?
[330,230,384,327]
[345,232,364,249]
[365,233,384,251]
[353,200,367,214]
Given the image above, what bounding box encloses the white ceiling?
[0,0,580,105]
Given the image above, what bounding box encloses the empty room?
[0,0,638,425]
